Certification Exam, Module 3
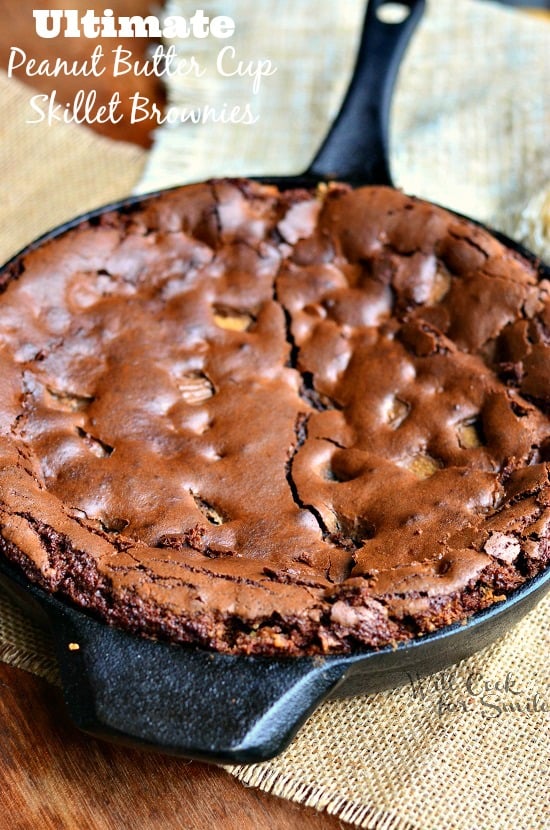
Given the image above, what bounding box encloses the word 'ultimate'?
[33,9,236,39]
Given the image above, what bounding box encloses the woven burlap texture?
[0,72,146,264]
[0,2,549,829]
[138,0,550,255]
[231,595,550,830]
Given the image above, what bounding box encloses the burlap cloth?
[0,1,549,828]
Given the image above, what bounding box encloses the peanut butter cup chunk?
[0,180,549,655]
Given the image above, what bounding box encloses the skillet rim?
[0,174,549,660]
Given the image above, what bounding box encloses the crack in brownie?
[0,180,549,654]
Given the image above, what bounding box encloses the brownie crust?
[0,180,549,655]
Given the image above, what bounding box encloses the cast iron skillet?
[1,0,549,764]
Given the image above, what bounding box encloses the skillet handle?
[305,0,425,186]
[47,601,348,764]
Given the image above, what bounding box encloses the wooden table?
[0,3,351,828]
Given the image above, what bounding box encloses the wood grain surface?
[0,5,354,827]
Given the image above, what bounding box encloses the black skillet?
[1,0,549,764]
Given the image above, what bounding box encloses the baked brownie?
[0,180,549,655]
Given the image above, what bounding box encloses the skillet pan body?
[0,0,549,762]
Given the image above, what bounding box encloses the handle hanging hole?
[376,2,412,25]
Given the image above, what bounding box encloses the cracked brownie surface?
[0,180,549,654]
